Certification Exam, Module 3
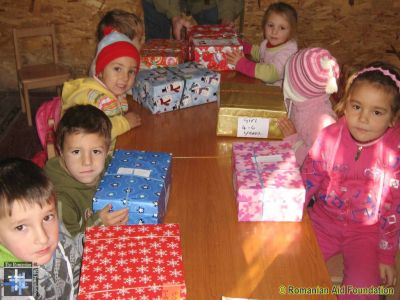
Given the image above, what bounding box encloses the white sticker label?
[252,154,283,163]
[237,117,269,138]
[117,167,151,178]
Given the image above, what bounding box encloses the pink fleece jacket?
[283,94,336,166]
[236,39,298,86]
[302,117,400,265]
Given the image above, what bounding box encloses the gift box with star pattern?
[93,150,172,224]
[232,141,305,222]
[132,62,220,114]
[78,224,187,299]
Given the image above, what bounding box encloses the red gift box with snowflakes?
[78,224,186,300]
[141,39,188,69]
[232,141,305,222]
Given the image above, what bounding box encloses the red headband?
[95,41,140,75]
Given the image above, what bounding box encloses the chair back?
[12,24,59,70]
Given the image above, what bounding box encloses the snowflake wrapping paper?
[93,150,172,224]
[78,224,187,300]
[232,141,305,222]
[133,62,220,114]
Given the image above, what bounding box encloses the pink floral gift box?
[232,141,305,222]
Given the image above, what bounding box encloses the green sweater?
[44,156,111,236]
[146,0,243,22]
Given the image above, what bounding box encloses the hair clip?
[356,66,400,92]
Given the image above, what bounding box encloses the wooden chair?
[12,24,70,126]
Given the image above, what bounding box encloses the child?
[45,105,129,236]
[62,31,141,149]
[0,157,82,299]
[277,47,339,166]
[302,62,400,296]
[89,9,145,76]
[96,9,144,49]
[226,1,298,85]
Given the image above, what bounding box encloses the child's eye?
[43,214,55,222]
[352,104,360,110]
[15,225,26,231]
[114,66,121,72]
[93,149,103,155]
[71,150,80,155]
[128,70,135,76]
[279,26,287,31]
[373,111,383,116]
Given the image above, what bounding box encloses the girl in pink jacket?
[302,62,400,298]
[226,2,298,86]
[278,47,340,166]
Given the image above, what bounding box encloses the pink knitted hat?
[283,48,340,102]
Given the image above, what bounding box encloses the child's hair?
[97,9,143,41]
[262,2,298,37]
[0,158,54,218]
[334,61,400,117]
[56,105,112,151]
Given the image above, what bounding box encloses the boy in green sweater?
[45,105,129,236]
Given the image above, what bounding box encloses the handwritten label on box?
[237,117,269,138]
[117,167,152,178]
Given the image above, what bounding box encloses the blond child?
[63,31,141,149]
[226,1,298,86]
[277,47,339,166]
[45,105,129,236]
[302,62,400,297]
[0,158,82,299]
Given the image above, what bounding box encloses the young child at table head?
[226,1,298,85]
[45,105,129,237]
[0,157,82,299]
[277,47,339,166]
[89,9,145,76]
[62,31,141,149]
[302,62,400,294]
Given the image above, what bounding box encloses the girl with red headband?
[61,31,142,149]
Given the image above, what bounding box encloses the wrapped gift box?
[78,224,187,299]
[192,36,243,71]
[132,67,185,114]
[217,82,286,139]
[187,24,237,40]
[140,39,188,69]
[133,62,220,113]
[232,141,305,222]
[93,150,172,224]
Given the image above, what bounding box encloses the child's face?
[60,132,108,186]
[264,12,291,46]
[345,82,397,143]
[0,198,59,265]
[99,56,138,97]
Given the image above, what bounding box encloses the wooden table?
[117,74,335,299]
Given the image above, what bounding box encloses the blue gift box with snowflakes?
[93,149,172,224]
[132,61,220,114]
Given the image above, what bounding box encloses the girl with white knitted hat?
[277,47,340,165]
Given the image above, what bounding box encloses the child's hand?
[226,49,243,67]
[379,263,397,287]
[99,204,129,226]
[124,112,141,129]
[277,117,297,137]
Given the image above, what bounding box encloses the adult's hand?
[172,16,195,40]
